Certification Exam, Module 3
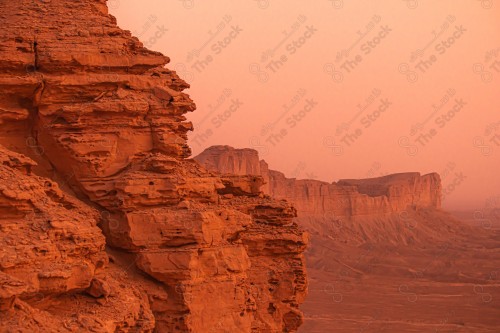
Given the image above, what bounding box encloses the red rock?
[195,146,500,333]
[86,278,111,299]
[0,272,28,311]
[195,145,442,218]
[0,2,308,332]
[0,144,156,331]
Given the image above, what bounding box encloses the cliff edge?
[0,1,307,332]
[194,145,441,218]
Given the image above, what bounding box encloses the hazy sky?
[110,0,499,211]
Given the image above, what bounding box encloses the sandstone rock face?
[195,146,265,177]
[195,145,272,195]
[0,2,307,333]
[195,146,444,246]
[195,145,441,218]
[0,145,156,332]
[268,170,441,217]
[0,145,106,297]
[194,150,500,333]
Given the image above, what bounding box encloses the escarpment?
[195,145,442,217]
[0,1,307,332]
[194,148,500,333]
[195,145,444,245]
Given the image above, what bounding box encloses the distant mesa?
[194,145,442,218]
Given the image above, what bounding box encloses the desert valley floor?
[300,210,500,332]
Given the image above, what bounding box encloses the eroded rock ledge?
[0,1,307,332]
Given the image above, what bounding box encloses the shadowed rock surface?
[0,1,307,332]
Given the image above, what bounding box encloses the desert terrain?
[196,146,500,333]
[1,1,498,332]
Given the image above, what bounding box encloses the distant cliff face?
[0,2,307,332]
[194,145,272,194]
[267,170,441,217]
[195,146,442,218]
[194,148,500,333]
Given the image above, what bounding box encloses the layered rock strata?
[0,1,307,332]
[194,145,441,218]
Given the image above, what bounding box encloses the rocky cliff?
[195,146,444,246]
[194,148,500,333]
[195,145,442,218]
[0,1,307,332]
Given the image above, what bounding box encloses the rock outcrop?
[195,146,500,333]
[195,145,442,218]
[0,145,156,332]
[195,146,445,246]
[0,1,307,332]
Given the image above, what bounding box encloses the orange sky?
[110,0,499,211]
